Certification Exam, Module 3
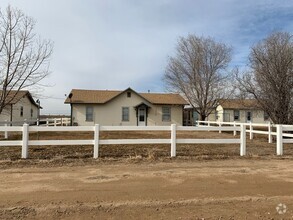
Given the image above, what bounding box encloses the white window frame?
[122,107,129,121]
[85,106,94,122]
[162,106,171,122]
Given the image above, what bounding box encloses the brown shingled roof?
[0,90,38,107]
[64,88,188,105]
[218,99,261,109]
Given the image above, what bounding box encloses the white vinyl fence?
[197,120,274,142]
[0,118,71,127]
[197,120,293,155]
[0,124,246,159]
[0,118,71,139]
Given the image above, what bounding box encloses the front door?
[246,111,252,123]
[138,107,146,126]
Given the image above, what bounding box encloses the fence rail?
[197,120,293,156]
[0,124,246,159]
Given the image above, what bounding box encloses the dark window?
[162,106,171,122]
[246,111,252,121]
[127,92,131,98]
[264,111,269,120]
[122,107,129,121]
[20,106,23,117]
[234,110,240,121]
[86,106,93,121]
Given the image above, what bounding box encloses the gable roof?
[0,90,38,107]
[218,99,261,110]
[64,88,188,105]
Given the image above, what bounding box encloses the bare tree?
[164,35,232,121]
[0,5,53,114]
[236,32,293,124]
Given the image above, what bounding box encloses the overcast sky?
[1,0,293,114]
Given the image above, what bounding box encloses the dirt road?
[1,159,293,219]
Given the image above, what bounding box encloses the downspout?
[10,104,13,124]
[68,93,73,126]
[136,107,138,126]
[146,106,148,126]
[70,103,73,126]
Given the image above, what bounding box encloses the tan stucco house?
[64,88,188,126]
[216,99,270,123]
[0,90,40,123]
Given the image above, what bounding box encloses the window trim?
[162,106,171,122]
[122,107,129,122]
[85,106,94,122]
[234,110,240,121]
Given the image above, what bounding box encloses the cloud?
[1,0,292,114]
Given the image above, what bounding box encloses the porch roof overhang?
[134,102,151,109]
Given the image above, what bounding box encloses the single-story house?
[183,99,270,125]
[0,90,40,123]
[64,88,188,126]
[216,99,270,123]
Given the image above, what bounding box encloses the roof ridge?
[71,89,122,92]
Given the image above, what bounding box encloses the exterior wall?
[0,106,11,122]
[11,96,38,122]
[72,91,184,126]
[207,111,216,121]
[0,95,38,123]
[147,105,183,126]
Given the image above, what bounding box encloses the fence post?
[46,118,49,127]
[54,118,57,127]
[4,120,8,139]
[61,118,63,126]
[240,124,246,156]
[22,123,29,159]
[37,118,40,126]
[268,121,272,143]
[208,121,210,132]
[171,124,176,157]
[233,121,236,136]
[276,125,283,156]
[219,122,222,133]
[93,124,100,158]
[249,122,253,140]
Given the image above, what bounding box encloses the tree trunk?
[200,114,206,121]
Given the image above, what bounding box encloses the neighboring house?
[64,88,188,126]
[183,99,270,125]
[0,90,40,123]
[216,99,270,123]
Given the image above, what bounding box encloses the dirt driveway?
[1,159,293,219]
